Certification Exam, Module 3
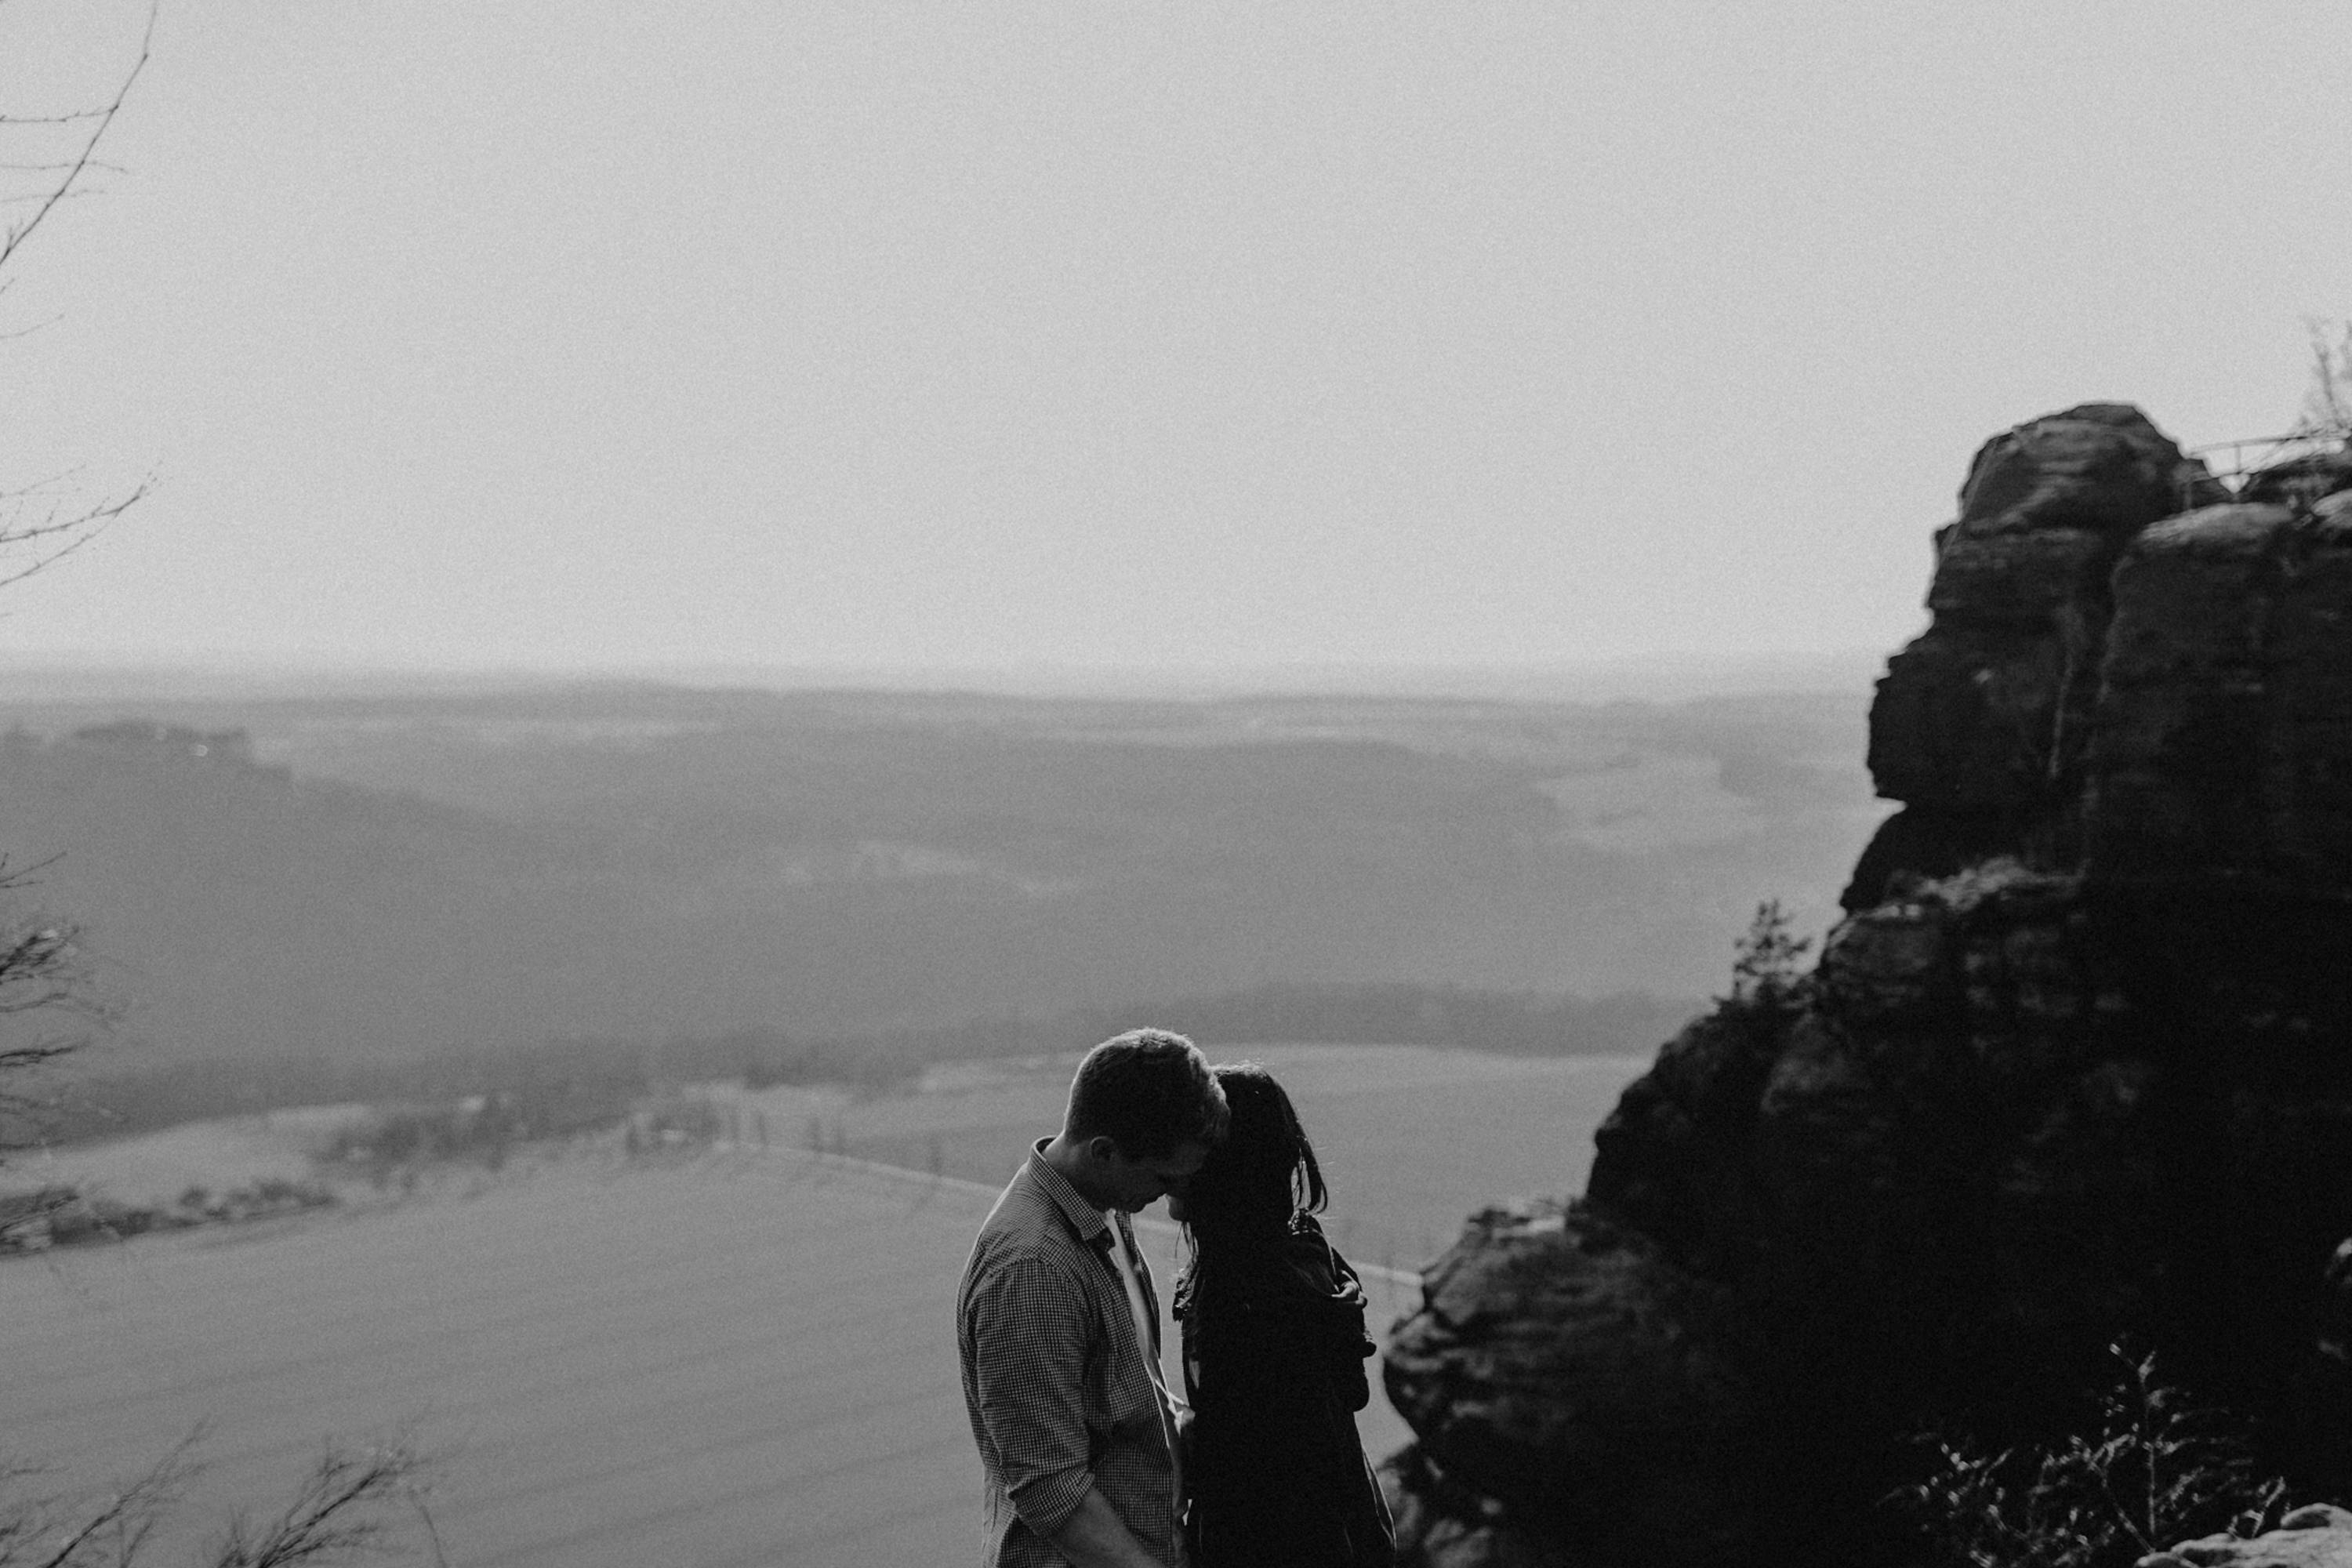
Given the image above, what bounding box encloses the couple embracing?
[957,1029,1397,1568]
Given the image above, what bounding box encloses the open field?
[747,1043,1653,1268]
[3,1045,1653,1564]
[3,1151,1415,1567]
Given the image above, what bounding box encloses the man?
[958,1029,1229,1568]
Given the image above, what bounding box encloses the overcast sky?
[0,2,2344,680]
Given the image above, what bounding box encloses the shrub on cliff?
[1724,898,1813,1019]
[1889,1345,2293,1568]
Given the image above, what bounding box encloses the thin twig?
[0,312,62,343]
[0,0,154,275]
[0,477,151,590]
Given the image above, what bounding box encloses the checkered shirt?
[957,1142,1183,1567]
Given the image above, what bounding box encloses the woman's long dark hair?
[1180,1062,1327,1250]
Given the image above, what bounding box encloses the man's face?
[1090,1137,1210,1214]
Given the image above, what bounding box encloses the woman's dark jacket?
[1172,1216,1396,1568]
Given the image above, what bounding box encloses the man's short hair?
[1064,1029,1228,1158]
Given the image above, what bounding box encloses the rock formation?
[2143,1505,2352,1568]
[1381,407,2352,1566]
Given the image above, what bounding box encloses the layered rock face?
[1382,407,2352,1566]
[1848,404,2227,907]
[1381,1203,1763,1568]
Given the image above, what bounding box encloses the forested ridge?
[0,683,1878,1069]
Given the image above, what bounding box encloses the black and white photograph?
[2,5,2349,1566]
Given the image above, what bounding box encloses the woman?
[1171,1062,1396,1568]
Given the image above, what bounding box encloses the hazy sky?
[0,2,2345,677]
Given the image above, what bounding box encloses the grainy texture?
[2143,1504,2352,1568]
[2091,494,2352,894]
[5,1156,990,1568]
[14,1044,1621,1568]
[1388,406,2352,1567]
[1381,1201,1759,1568]
[1851,404,2217,909]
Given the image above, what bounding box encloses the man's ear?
[1083,1134,1120,1164]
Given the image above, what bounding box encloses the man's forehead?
[1156,1141,1211,1177]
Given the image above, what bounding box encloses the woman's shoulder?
[1279,1215,1361,1290]
[1243,1221,1370,1338]
[1192,1216,1367,1312]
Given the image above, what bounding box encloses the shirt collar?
[1024,1137,1113,1250]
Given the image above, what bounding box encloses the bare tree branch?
[0,188,111,209]
[0,477,151,592]
[0,4,162,582]
[0,855,121,1162]
[0,1432,436,1568]
[0,1428,205,1568]
[0,1,154,276]
[206,1440,435,1568]
[0,311,63,343]
[0,111,118,128]
[2296,316,2352,444]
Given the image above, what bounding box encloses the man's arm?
[1047,1486,1171,1568]
[967,1256,1175,1563]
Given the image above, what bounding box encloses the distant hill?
[0,682,1887,1064]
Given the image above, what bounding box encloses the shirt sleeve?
[965,1250,1099,1540]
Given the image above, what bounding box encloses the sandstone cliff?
[1381,407,2352,1566]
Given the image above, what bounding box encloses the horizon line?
[0,648,1891,706]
